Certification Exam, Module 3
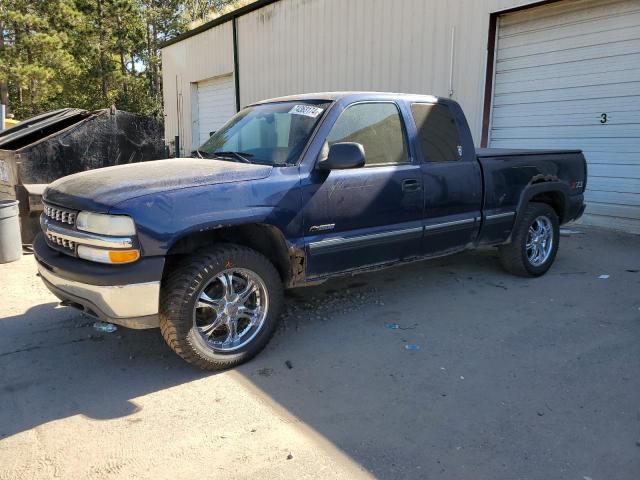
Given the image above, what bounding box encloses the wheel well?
[164,224,296,284]
[530,191,565,223]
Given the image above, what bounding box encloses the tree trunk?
[120,51,128,95]
[97,0,108,103]
[146,20,153,96]
[0,20,8,109]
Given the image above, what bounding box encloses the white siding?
[489,0,640,232]
[162,0,530,153]
[237,0,525,143]
[194,75,236,147]
[161,22,234,155]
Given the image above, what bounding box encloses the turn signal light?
[108,250,140,263]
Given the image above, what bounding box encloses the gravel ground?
[1,226,639,480]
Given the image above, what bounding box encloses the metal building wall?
[161,22,234,155]
[162,0,533,151]
[236,0,527,144]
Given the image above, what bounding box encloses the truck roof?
[251,91,443,105]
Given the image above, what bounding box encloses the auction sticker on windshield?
[289,104,324,118]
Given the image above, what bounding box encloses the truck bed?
[475,147,587,245]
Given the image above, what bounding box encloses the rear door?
[410,102,483,254]
[302,102,424,277]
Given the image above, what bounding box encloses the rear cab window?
[410,103,462,162]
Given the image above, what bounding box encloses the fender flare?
[509,181,571,242]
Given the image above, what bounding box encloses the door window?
[411,103,462,162]
[326,103,409,166]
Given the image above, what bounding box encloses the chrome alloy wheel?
[526,216,554,267]
[193,268,269,352]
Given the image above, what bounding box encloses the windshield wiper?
[212,151,253,164]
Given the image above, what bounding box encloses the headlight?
[76,212,136,236]
[77,245,140,264]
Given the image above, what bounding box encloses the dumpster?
[0,107,165,244]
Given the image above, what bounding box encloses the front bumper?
[34,234,162,329]
[38,264,160,328]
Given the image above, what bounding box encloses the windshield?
[197,100,331,166]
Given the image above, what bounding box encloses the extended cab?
[34,92,587,369]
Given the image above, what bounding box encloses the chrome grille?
[45,232,76,251]
[44,204,77,225]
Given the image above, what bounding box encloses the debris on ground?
[93,321,117,333]
[598,274,610,279]
[404,344,421,351]
[280,285,380,330]
[559,228,585,237]
[257,367,273,377]
[285,360,293,369]
[385,322,418,330]
[286,453,293,460]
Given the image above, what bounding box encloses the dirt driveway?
[1,226,639,480]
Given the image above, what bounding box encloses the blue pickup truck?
[34,92,587,369]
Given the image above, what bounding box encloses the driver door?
[302,102,424,277]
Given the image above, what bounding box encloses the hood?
[43,158,273,211]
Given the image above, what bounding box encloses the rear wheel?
[499,202,559,277]
[160,245,283,370]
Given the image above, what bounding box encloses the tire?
[160,244,283,370]
[499,202,559,277]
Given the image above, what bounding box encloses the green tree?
[183,0,241,23]
[0,0,244,120]
[0,0,81,118]
[72,0,153,112]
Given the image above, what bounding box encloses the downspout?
[232,17,241,112]
[449,26,456,98]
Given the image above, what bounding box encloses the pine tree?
[0,0,243,119]
[0,0,81,117]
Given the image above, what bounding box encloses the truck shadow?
[0,302,208,439]
[0,249,502,444]
[4,245,615,479]
[230,239,636,479]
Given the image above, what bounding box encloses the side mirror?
[317,142,365,171]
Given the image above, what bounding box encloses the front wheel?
[499,202,559,277]
[160,245,283,370]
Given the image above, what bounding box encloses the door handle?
[402,179,421,192]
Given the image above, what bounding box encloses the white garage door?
[194,74,236,148]
[489,0,640,233]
